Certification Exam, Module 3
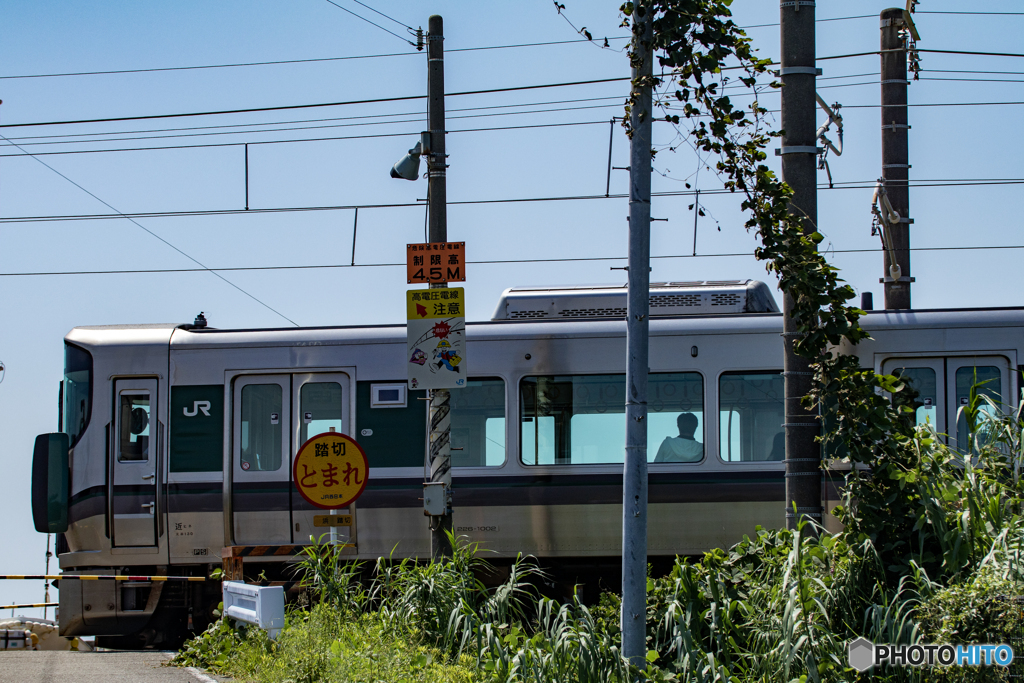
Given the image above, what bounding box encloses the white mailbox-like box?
[222,581,284,639]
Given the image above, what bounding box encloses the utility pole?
[881,7,912,309]
[425,14,452,560]
[779,0,821,531]
[621,2,652,668]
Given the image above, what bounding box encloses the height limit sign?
[407,242,465,284]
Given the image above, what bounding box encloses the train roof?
[65,305,1024,351]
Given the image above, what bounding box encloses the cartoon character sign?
[406,287,467,390]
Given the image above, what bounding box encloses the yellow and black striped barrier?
[0,602,57,610]
[0,575,208,582]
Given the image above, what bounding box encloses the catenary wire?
[5,243,1024,278]
[0,120,615,158]
[0,103,625,148]
[0,133,299,326]
[3,96,624,143]
[0,180,1019,225]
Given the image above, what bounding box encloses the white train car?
[30,280,1023,647]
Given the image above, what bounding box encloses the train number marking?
[183,400,212,417]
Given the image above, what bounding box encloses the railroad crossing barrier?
[222,581,284,639]
[1,602,57,610]
[0,574,208,582]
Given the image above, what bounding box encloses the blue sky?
[1,0,1022,616]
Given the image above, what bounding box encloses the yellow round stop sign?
[293,432,369,509]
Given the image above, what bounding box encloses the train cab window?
[955,365,1001,449]
[299,382,343,444]
[519,373,704,465]
[64,343,93,447]
[451,378,506,467]
[240,384,283,471]
[890,367,938,428]
[118,394,150,462]
[719,371,784,462]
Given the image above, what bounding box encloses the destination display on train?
[292,432,369,509]
[406,241,465,283]
[407,286,466,390]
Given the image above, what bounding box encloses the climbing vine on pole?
[620,0,925,578]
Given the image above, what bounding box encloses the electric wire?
[6,243,1024,278]
[0,133,299,326]
[321,0,414,47]
[0,120,613,158]
[0,77,632,128]
[0,38,628,81]
[344,0,413,30]
[0,102,624,148]
[0,179,1019,225]
[2,96,624,143]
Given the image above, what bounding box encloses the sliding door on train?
[111,378,159,547]
[881,355,1012,448]
[231,373,351,546]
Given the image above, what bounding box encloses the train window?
[890,367,938,428]
[719,371,784,462]
[451,378,505,467]
[118,394,150,462]
[955,365,1001,449]
[519,373,703,465]
[64,343,92,447]
[240,384,283,471]
[299,382,343,444]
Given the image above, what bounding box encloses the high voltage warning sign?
[292,432,369,509]
[407,287,466,390]
[407,242,465,283]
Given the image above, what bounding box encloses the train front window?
[451,378,506,467]
[719,371,784,462]
[63,343,92,447]
[299,382,343,444]
[240,384,283,471]
[118,393,150,462]
[519,373,703,465]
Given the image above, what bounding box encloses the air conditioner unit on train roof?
[490,280,779,321]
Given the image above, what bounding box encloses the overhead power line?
[321,0,415,47]
[0,133,299,326]
[0,179,1019,225]
[0,38,628,81]
[6,243,1024,278]
[0,77,631,129]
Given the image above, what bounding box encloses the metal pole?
[621,3,652,668]
[605,118,615,197]
[244,144,249,211]
[881,8,911,309]
[780,0,821,531]
[426,14,452,560]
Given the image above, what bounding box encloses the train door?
[881,358,945,437]
[111,378,158,547]
[290,373,350,543]
[946,356,1011,451]
[232,375,292,545]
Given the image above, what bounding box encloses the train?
[29,278,1023,647]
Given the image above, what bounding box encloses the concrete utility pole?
[779,0,821,531]
[621,2,652,668]
[425,14,453,560]
[881,7,912,309]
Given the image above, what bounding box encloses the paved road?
[0,651,227,683]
